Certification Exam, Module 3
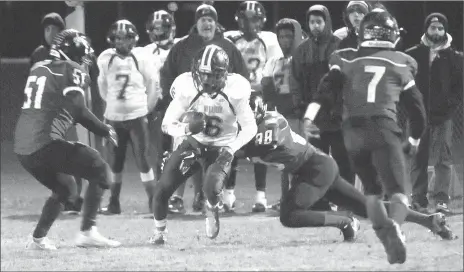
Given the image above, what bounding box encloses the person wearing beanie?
[334,1,370,41]
[30,13,66,66]
[160,3,248,214]
[406,12,463,214]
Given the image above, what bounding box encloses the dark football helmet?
[107,19,139,55]
[146,10,176,45]
[249,92,267,123]
[192,45,229,96]
[49,29,94,66]
[235,1,266,37]
[358,9,400,49]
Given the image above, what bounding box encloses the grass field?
[1,141,463,271]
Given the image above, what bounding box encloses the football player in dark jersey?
[14,29,121,250]
[303,10,427,264]
[245,94,454,242]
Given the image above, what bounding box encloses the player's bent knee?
[390,193,409,208]
[50,192,70,205]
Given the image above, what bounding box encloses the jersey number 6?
[116,74,130,100]
[204,116,223,137]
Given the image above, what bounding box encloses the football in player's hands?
[302,119,320,139]
[106,124,118,147]
[180,111,206,135]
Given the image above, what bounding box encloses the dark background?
[1,1,463,57]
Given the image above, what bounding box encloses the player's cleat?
[192,192,205,213]
[100,198,121,215]
[75,226,121,248]
[252,203,266,213]
[149,230,167,245]
[340,216,361,242]
[168,196,186,214]
[268,201,281,212]
[62,197,83,215]
[374,220,407,264]
[205,202,220,239]
[429,213,457,240]
[26,235,57,250]
[435,202,451,214]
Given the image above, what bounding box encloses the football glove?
[403,137,420,156]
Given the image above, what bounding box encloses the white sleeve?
[161,82,190,137]
[97,54,108,101]
[267,34,283,60]
[227,94,258,154]
[262,57,275,78]
[142,55,161,112]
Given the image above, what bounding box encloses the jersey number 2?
[23,76,46,109]
[365,65,386,103]
[116,74,129,100]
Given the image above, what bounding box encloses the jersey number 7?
[116,74,130,100]
[365,65,386,103]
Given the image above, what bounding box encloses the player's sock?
[33,197,64,238]
[191,170,203,197]
[365,195,390,228]
[110,173,123,200]
[81,182,104,232]
[388,193,409,225]
[286,210,351,228]
[154,218,167,232]
[225,158,238,190]
[141,169,155,196]
[255,190,266,205]
[254,163,267,192]
[402,206,432,229]
[75,176,83,197]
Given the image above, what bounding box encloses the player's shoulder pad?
[333,47,357,59]
[224,30,243,43]
[225,73,252,99]
[170,72,194,99]
[97,48,115,63]
[143,42,157,52]
[258,31,278,42]
[173,37,183,44]
[395,51,418,72]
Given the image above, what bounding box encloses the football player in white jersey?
[149,45,257,244]
[223,1,283,213]
[144,10,181,186]
[97,19,160,215]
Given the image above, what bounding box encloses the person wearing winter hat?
[160,3,248,214]
[334,1,370,41]
[30,13,66,66]
[406,13,463,214]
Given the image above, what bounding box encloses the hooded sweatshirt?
[261,19,303,117]
[159,23,249,111]
[406,33,463,125]
[30,13,66,66]
[289,5,341,131]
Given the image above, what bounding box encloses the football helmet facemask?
[235,1,266,38]
[146,10,176,46]
[192,45,229,96]
[107,19,139,55]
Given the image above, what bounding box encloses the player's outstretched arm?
[65,90,110,137]
[228,96,258,154]
[400,84,426,142]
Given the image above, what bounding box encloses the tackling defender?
[98,19,160,214]
[244,94,454,242]
[303,10,427,264]
[223,0,284,213]
[150,45,257,244]
[14,29,121,249]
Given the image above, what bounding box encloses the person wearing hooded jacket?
[406,13,463,214]
[289,5,355,193]
[30,13,66,66]
[159,4,249,214]
[334,1,370,50]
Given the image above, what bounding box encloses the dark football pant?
[279,151,366,227]
[17,140,112,236]
[107,116,151,174]
[148,111,173,179]
[342,117,407,197]
[153,136,234,221]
